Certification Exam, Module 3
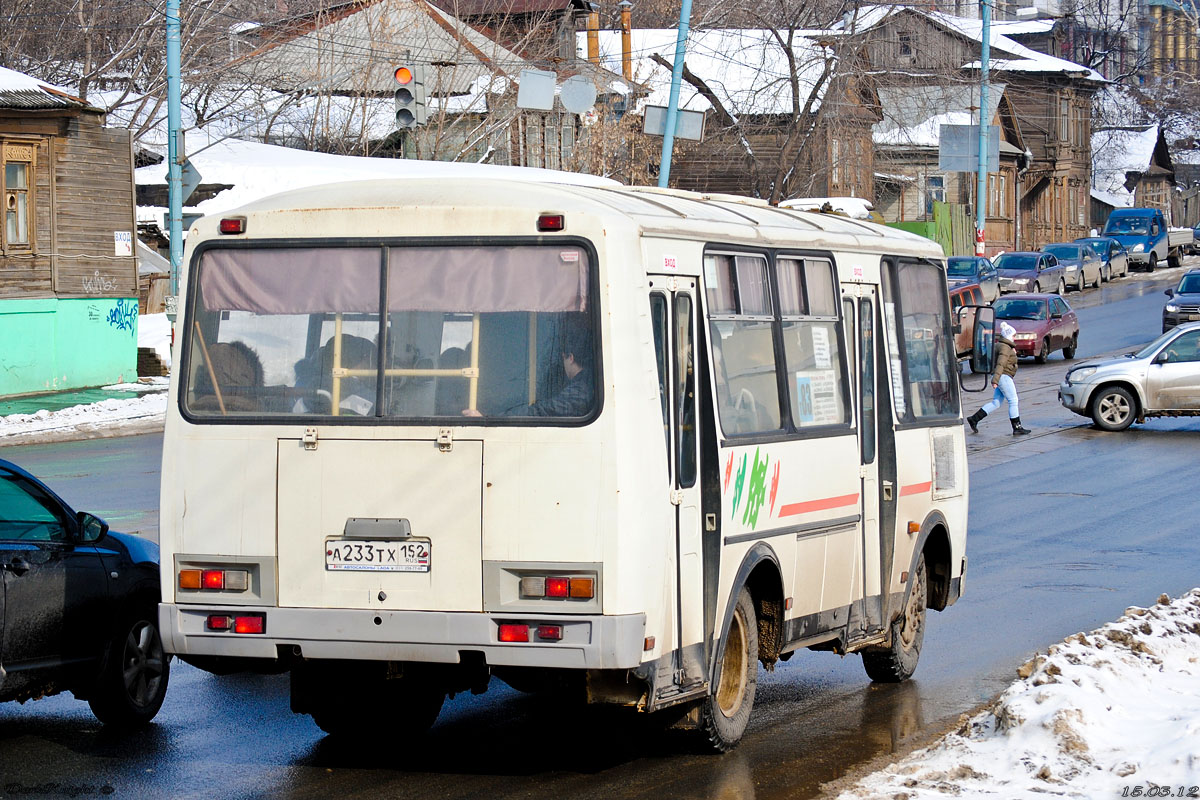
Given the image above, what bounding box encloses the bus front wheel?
[862,554,927,683]
[698,588,758,752]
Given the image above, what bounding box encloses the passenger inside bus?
[292,333,377,416]
[191,340,265,413]
[462,323,593,417]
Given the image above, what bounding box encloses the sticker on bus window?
[704,258,719,287]
[795,371,840,425]
[812,327,832,369]
[560,251,580,262]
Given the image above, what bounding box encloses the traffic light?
[393,65,427,129]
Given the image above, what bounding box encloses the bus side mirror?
[959,306,995,393]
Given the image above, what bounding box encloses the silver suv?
[1059,321,1200,430]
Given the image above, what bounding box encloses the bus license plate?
[325,538,431,572]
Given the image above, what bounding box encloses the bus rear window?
[183,244,597,421]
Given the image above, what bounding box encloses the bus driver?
[462,324,594,417]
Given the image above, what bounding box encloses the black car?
[0,459,169,726]
[1164,269,1200,333]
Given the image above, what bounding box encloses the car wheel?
[1033,282,1041,293]
[698,587,758,752]
[1148,254,1158,272]
[1034,338,1049,364]
[1056,279,1065,295]
[1169,252,1182,270]
[1093,269,1103,289]
[1091,386,1136,431]
[862,554,926,683]
[1076,272,1085,292]
[1063,334,1077,360]
[87,614,171,728]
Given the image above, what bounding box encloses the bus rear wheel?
[698,588,758,752]
[862,554,926,683]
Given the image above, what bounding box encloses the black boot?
[1010,416,1031,436]
[966,408,987,433]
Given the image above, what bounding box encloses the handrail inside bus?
[192,321,227,415]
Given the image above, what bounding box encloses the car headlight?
[1166,302,1180,312]
[1065,265,1078,271]
[1013,332,1037,340]
[1012,278,1029,286]
[1067,367,1097,384]
[1133,243,1145,253]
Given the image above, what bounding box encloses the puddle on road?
[1023,583,1118,592]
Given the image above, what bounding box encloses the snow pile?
[780,196,875,220]
[0,393,168,441]
[838,590,1200,799]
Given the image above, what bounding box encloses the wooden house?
[0,66,139,397]
[1091,124,1177,226]
[839,6,1105,250]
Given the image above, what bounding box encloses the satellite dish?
[560,75,597,114]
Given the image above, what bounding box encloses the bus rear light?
[536,625,563,641]
[234,615,265,634]
[179,569,202,590]
[498,623,529,642]
[219,217,246,235]
[568,578,594,598]
[202,569,225,589]
[536,213,565,232]
[206,615,233,631]
[223,570,250,591]
[519,577,545,597]
[545,577,569,598]
[183,568,250,592]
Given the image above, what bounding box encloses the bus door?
[849,287,888,638]
[650,276,706,691]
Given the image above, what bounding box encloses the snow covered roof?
[835,6,1105,82]
[580,28,835,116]
[135,136,618,219]
[0,65,91,110]
[1091,186,1133,209]
[1092,125,1167,201]
[231,0,530,96]
[874,84,1005,148]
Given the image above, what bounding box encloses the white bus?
[158,178,984,750]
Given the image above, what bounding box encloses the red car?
[992,293,1080,362]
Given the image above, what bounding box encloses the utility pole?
[975,0,991,256]
[166,0,183,298]
[657,0,694,187]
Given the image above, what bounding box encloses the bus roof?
[195,178,944,260]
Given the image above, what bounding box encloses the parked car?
[0,459,168,726]
[1163,269,1200,333]
[1074,236,1129,281]
[949,282,985,357]
[1060,321,1200,430]
[1102,207,1193,271]
[946,256,1000,303]
[1190,225,1200,256]
[994,251,1066,295]
[992,293,1080,362]
[1042,242,1103,292]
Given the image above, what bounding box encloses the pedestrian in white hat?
[965,321,1030,436]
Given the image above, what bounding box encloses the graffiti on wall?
[106,299,138,336]
[82,270,117,294]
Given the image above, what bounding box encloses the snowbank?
[0,393,168,442]
[836,590,1200,799]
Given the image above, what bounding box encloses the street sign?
[643,105,706,142]
[516,68,556,111]
[181,158,202,203]
[939,124,1000,172]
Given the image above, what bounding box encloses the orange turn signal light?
[179,569,202,590]
[568,578,594,598]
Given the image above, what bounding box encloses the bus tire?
[698,588,758,752]
[862,554,926,683]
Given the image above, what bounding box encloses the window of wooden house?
[831,139,841,185]
[2,142,35,250]
[899,31,914,57]
[1060,97,1070,142]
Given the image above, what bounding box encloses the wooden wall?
[0,109,136,301]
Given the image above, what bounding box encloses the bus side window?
[675,294,697,487]
[650,293,670,460]
[704,252,782,435]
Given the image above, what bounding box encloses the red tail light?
[202,569,225,589]
[234,615,265,634]
[219,217,246,235]
[536,213,565,232]
[498,623,529,642]
[206,615,233,631]
[545,577,569,598]
[536,625,563,641]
